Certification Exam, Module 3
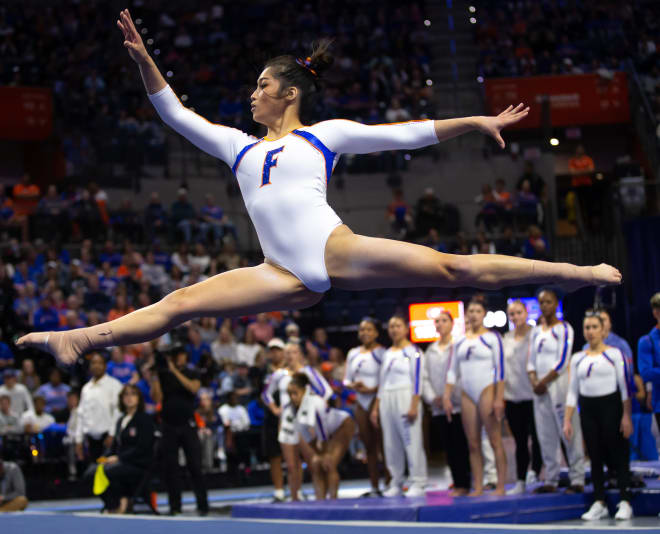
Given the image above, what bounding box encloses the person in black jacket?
[100,384,155,513]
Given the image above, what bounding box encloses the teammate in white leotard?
[17,9,622,364]
[287,373,355,500]
[443,297,507,496]
[343,318,387,496]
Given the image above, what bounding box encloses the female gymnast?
[18,9,621,364]
[502,300,542,494]
[262,341,331,500]
[287,373,355,500]
[342,318,387,496]
[422,310,471,496]
[371,315,427,498]
[443,297,507,496]
[563,312,632,520]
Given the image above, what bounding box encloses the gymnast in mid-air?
[17,9,621,362]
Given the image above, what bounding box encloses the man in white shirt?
[75,353,122,462]
[0,370,34,416]
[0,395,21,436]
[20,395,55,434]
[218,391,251,470]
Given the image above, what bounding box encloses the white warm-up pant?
[533,375,585,486]
[481,427,497,485]
[379,386,428,488]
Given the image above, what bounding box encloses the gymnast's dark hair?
[264,38,334,124]
[290,372,310,390]
[468,294,488,311]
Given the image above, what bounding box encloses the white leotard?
[148,85,438,292]
[296,388,349,443]
[343,346,385,410]
[378,345,424,396]
[422,339,461,415]
[447,332,504,405]
[566,348,629,407]
[502,328,534,402]
[526,321,574,378]
[261,367,290,408]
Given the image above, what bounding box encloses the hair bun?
[308,38,334,77]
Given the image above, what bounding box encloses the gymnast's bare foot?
[468,489,483,497]
[559,263,622,293]
[16,329,98,365]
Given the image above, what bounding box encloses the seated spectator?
[33,294,60,332]
[0,341,15,372]
[471,231,496,254]
[423,228,447,253]
[186,326,212,367]
[36,368,71,421]
[83,275,112,315]
[415,188,443,238]
[247,313,274,345]
[311,327,332,362]
[198,317,218,344]
[0,456,28,512]
[107,347,139,385]
[111,198,142,242]
[0,394,21,436]
[568,144,595,188]
[171,243,191,276]
[143,192,168,242]
[36,185,69,241]
[107,294,134,322]
[475,184,499,231]
[17,359,40,394]
[13,282,39,326]
[11,173,40,242]
[20,395,55,434]
[141,251,168,293]
[216,241,241,271]
[217,361,235,403]
[211,325,237,365]
[70,189,103,241]
[516,161,545,198]
[387,189,413,239]
[522,225,549,260]
[494,178,513,223]
[170,188,197,243]
[236,329,261,367]
[496,226,522,257]
[199,194,238,246]
[385,97,411,123]
[514,179,539,228]
[0,189,18,238]
[0,370,33,416]
[189,243,211,275]
[97,384,155,514]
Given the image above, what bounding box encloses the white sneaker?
[383,485,402,497]
[614,500,633,520]
[581,500,609,521]
[405,484,425,498]
[525,471,538,485]
[506,481,526,495]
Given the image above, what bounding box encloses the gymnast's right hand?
[117,9,149,64]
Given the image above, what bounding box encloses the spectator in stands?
[33,294,59,331]
[185,326,212,367]
[311,327,332,362]
[0,456,28,512]
[83,275,112,314]
[36,368,71,421]
[638,293,660,433]
[514,180,538,228]
[211,323,238,364]
[199,193,238,246]
[284,322,301,344]
[517,161,545,198]
[196,392,221,473]
[11,173,40,241]
[494,178,513,224]
[0,395,21,436]
[107,347,139,385]
[171,243,191,276]
[36,185,69,241]
[387,189,413,240]
[17,359,40,394]
[141,251,168,292]
[522,225,549,260]
[423,227,448,253]
[475,183,499,231]
[70,189,103,241]
[247,313,274,345]
[151,346,208,515]
[236,328,261,367]
[170,188,197,243]
[0,369,33,416]
[0,338,14,372]
[144,192,168,242]
[568,144,595,188]
[471,231,496,255]
[415,188,443,238]
[21,395,55,434]
[218,390,252,474]
[496,226,522,257]
[197,317,218,345]
[189,243,211,275]
[75,353,123,463]
[107,294,134,322]
[63,391,80,480]
[232,363,253,405]
[216,240,241,271]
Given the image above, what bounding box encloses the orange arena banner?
[408,301,465,343]
[0,87,53,141]
[484,72,629,129]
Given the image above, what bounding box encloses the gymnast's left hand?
[620,414,633,439]
[406,405,418,422]
[476,103,530,149]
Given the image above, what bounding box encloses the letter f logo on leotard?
[465,346,474,360]
[261,146,285,187]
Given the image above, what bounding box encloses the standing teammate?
[564,312,633,520]
[527,288,585,493]
[343,318,386,497]
[18,10,621,367]
[422,310,471,496]
[503,300,542,494]
[371,316,427,497]
[443,297,507,496]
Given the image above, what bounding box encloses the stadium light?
[166,71,174,78]
[469,17,477,24]
[549,138,559,146]
[424,19,431,27]
[426,79,433,86]
[181,94,188,102]
[477,76,484,83]
[135,18,142,25]
[469,6,476,13]
[147,38,154,45]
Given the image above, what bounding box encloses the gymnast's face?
[507,301,528,328]
[287,383,304,408]
[433,313,453,337]
[466,303,486,330]
[538,291,558,319]
[358,320,378,346]
[583,316,605,347]
[250,67,299,127]
[387,317,409,344]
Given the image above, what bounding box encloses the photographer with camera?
[150,346,208,515]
